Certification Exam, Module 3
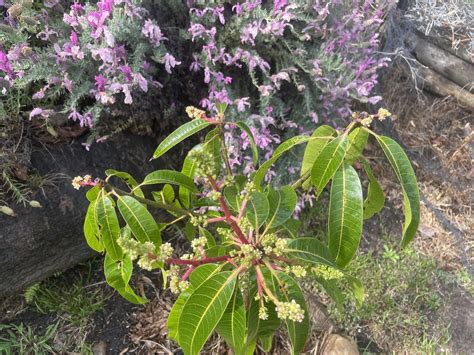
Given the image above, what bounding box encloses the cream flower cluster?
[276,300,305,322]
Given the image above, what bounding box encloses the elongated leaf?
[143,170,198,193]
[223,186,242,212]
[178,272,237,355]
[328,163,363,268]
[167,265,220,342]
[254,136,311,188]
[216,287,247,355]
[376,136,420,247]
[286,238,335,267]
[301,125,336,188]
[179,145,201,208]
[270,218,301,239]
[265,186,297,229]
[259,335,273,352]
[104,255,146,304]
[86,185,100,202]
[345,128,368,164]
[360,159,385,219]
[84,200,103,252]
[153,119,210,160]
[245,192,270,228]
[236,121,259,166]
[317,278,344,310]
[311,135,348,197]
[265,270,309,355]
[105,169,144,197]
[200,227,216,249]
[97,193,123,261]
[117,195,161,246]
[346,275,365,308]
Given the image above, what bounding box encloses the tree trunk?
[0,134,170,297]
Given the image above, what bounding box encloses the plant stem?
[291,170,311,190]
[107,184,193,217]
[207,175,250,244]
[166,255,230,266]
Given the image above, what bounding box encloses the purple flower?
[119,65,133,81]
[163,53,181,74]
[234,97,250,112]
[0,50,15,78]
[273,0,288,11]
[70,31,78,46]
[95,75,107,91]
[29,108,48,120]
[142,19,166,47]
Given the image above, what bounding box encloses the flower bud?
[1,206,16,217]
[29,200,42,208]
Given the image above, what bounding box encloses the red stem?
[207,216,227,223]
[181,265,195,281]
[207,176,250,244]
[166,255,229,266]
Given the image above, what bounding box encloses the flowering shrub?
[1,1,391,135]
[0,0,179,143]
[77,105,420,354]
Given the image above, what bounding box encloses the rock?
[0,133,173,297]
[322,334,359,355]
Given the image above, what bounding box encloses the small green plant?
[326,244,449,352]
[23,267,106,327]
[77,106,420,354]
[0,322,58,355]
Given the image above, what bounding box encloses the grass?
[0,259,107,354]
[0,322,58,355]
[24,260,107,327]
[324,241,452,353]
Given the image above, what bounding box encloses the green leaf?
[83,200,103,253]
[167,265,221,342]
[143,170,198,193]
[103,255,146,304]
[286,238,335,267]
[346,275,365,308]
[178,272,237,355]
[184,221,196,242]
[360,159,385,219]
[200,227,216,249]
[259,335,273,352]
[269,218,301,239]
[236,121,259,166]
[86,185,100,202]
[152,119,210,160]
[254,136,311,188]
[96,193,123,261]
[117,195,161,246]
[311,135,348,197]
[105,169,144,197]
[245,192,270,229]
[301,125,337,188]
[179,145,201,209]
[265,186,297,230]
[318,278,344,310]
[265,270,309,355]
[345,128,369,164]
[376,136,420,247]
[216,287,247,355]
[328,163,363,268]
[223,186,242,213]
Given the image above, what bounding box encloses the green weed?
[0,322,58,355]
[325,243,450,352]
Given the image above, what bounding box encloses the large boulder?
[0,134,168,297]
